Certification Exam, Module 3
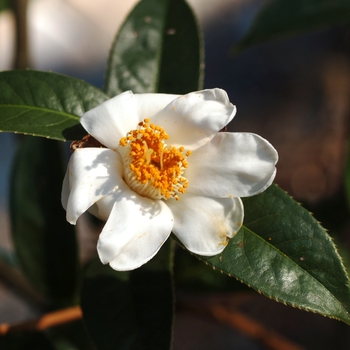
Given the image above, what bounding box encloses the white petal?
[61,166,70,210]
[134,93,179,120]
[186,132,278,198]
[152,88,236,150]
[80,91,139,150]
[167,194,243,255]
[97,188,174,271]
[88,190,123,222]
[65,148,124,224]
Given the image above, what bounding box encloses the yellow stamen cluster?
[119,119,191,200]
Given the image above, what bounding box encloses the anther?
[119,119,190,200]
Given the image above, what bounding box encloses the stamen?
[143,141,153,164]
[119,119,190,200]
[160,148,164,170]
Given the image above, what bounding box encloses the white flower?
[62,89,278,271]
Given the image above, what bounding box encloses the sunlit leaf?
[0,70,109,141]
[81,240,174,350]
[10,136,79,303]
[105,0,203,95]
[234,0,350,53]
[197,185,350,325]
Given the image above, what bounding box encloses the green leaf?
[10,136,79,304]
[234,0,350,53]
[0,70,109,141]
[48,320,95,350]
[81,240,174,350]
[174,247,249,293]
[104,0,203,95]
[197,185,350,325]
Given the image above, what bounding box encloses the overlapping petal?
[134,93,178,120]
[64,148,124,224]
[185,132,278,198]
[167,193,243,255]
[80,91,139,150]
[88,187,123,222]
[152,89,236,150]
[97,188,174,271]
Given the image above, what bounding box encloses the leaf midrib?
[0,104,81,122]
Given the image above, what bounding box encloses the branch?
[0,306,82,335]
[12,0,30,69]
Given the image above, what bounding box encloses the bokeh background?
[1,0,350,349]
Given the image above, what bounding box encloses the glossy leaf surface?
[10,136,79,303]
[0,70,108,141]
[198,185,350,325]
[234,0,350,52]
[104,0,203,95]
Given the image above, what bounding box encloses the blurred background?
[1,0,350,349]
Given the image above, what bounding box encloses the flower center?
[119,119,191,200]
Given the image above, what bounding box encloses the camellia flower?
[62,89,278,271]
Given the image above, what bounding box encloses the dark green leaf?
[234,0,350,53]
[81,240,174,350]
[174,246,249,293]
[10,136,79,304]
[105,0,203,95]
[197,185,350,325]
[0,70,109,141]
[48,320,95,350]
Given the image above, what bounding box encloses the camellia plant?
[62,89,278,271]
[1,0,350,349]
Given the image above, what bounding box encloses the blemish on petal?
[137,232,147,239]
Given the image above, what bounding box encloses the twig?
[177,296,305,350]
[0,306,82,335]
[210,304,305,350]
[12,0,30,69]
[0,260,44,307]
